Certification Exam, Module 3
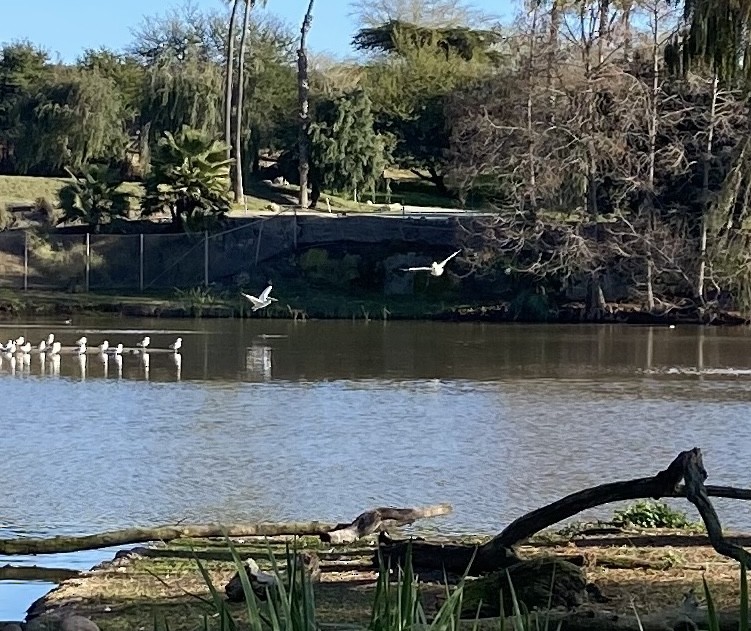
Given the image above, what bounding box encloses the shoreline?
[0,289,746,325]
[9,528,749,631]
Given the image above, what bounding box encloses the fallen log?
[0,504,451,555]
[379,449,751,576]
[0,564,80,582]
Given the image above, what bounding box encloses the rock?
[461,558,586,617]
[266,203,282,212]
[225,552,321,602]
[60,617,100,631]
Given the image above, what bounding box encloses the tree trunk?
[225,0,240,162]
[645,2,660,312]
[698,74,719,302]
[297,0,315,209]
[233,0,253,205]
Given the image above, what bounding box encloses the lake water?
[3,319,751,619]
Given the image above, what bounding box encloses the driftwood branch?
[0,504,451,555]
[381,448,751,575]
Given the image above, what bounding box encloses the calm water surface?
[2,319,751,618]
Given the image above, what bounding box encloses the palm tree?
[142,126,233,231]
[58,165,131,232]
[298,0,315,209]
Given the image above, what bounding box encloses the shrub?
[611,500,696,529]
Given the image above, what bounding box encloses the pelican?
[99,340,109,353]
[14,336,24,346]
[136,336,151,350]
[169,337,182,352]
[49,342,62,355]
[4,341,16,355]
[75,342,87,355]
[401,250,461,277]
[17,342,31,354]
[38,340,47,352]
[75,336,87,346]
[46,333,55,346]
[106,343,124,355]
[241,283,278,311]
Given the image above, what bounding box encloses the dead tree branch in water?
[380,448,751,574]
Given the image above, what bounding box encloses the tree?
[349,0,493,29]
[224,0,240,160]
[359,22,498,195]
[308,89,392,205]
[298,0,315,209]
[142,126,233,230]
[12,69,128,175]
[233,0,254,205]
[58,165,131,231]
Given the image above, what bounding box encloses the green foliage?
[309,90,392,200]
[142,126,232,230]
[58,165,131,229]
[11,69,128,174]
[611,501,696,530]
[298,248,361,286]
[141,54,224,145]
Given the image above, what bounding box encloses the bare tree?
[298,0,315,209]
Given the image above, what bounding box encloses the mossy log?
[461,558,586,617]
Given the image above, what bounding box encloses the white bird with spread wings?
[242,283,278,312]
[401,250,461,277]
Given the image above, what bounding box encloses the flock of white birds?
[0,333,183,358]
[240,250,462,312]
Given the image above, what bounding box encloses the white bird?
[46,333,55,346]
[401,250,461,277]
[241,283,278,312]
[169,337,183,352]
[99,340,109,353]
[75,336,87,346]
[14,336,24,346]
[49,342,62,355]
[38,340,47,352]
[4,341,16,354]
[136,336,151,350]
[75,342,87,355]
[18,342,31,354]
[106,343,124,355]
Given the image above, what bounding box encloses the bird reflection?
[171,353,182,381]
[98,352,108,378]
[141,352,150,380]
[77,353,87,381]
[114,354,123,379]
[51,354,60,377]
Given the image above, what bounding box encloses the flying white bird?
[136,336,151,350]
[169,337,182,352]
[241,283,278,312]
[401,250,461,277]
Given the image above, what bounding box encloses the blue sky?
[1,0,514,63]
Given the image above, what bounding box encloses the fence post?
[23,231,28,291]
[294,205,298,251]
[204,231,209,287]
[85,233,90,292]
[139,234,144,293]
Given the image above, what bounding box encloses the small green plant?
[34,196,58,226]
[174,285,218,316]
[611,500,696,529]
[58,164,131,231]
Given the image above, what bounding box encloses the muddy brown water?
[2,318,751,619]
